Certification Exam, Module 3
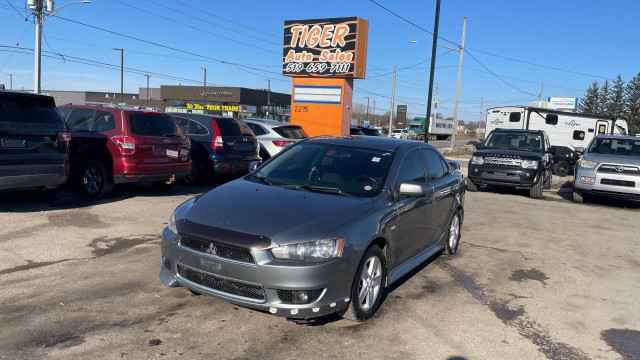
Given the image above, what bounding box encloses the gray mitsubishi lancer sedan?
[160,136,465,321]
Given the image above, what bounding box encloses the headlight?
[577,159,597,169]
[471,155,484,165]
[167,211,177,235]
[521,160,539,169]
[271,238,344,262]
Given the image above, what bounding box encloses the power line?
[110,0,279,55]
[464,49,537,96]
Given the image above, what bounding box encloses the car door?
[420,148,456,246]
[393,149,435,265]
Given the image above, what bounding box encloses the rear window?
[273,125,308,139]
[0,93,63,125]
[215,118,253,137]
[129,114,179,137]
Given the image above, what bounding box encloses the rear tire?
[81,161,113,199]
[339,245,386,322]
[466,178,479,192]
[529,177,543,199]
[544,171,552,190]
[553,161,569,177]
[572,190,584,203]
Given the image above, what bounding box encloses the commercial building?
[44,85,291,122]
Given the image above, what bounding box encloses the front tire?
[444,210,462,255]
[339,245,386,322]
[529,176,543,199]
[572,190,584,203]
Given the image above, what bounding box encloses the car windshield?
[484,132,543,152]
[392,129,401,133]
[129,114,180,137]
[588,138,640,156]
[248,142,394,198]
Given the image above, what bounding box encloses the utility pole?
[201,67,207,111]
[372,101,376,126]
[145,75,150,106]
[364,96,370,125]
[267,79,271,106]
[450,17,467,149]
[388,66,397,137]
[8,74,13,90]
[538,81,544,101]
[28,0,90,94]
[478,96,484,139]
[424,0,441,143]
[113,48,123,104]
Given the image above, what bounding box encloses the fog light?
[580,176,595,183]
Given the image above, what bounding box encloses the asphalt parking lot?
[1,181,639,360]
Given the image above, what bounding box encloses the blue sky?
[1,0,639,121]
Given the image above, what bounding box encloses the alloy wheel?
[358,255,383,311]
[83,165,102,194]
[449,214,460,250]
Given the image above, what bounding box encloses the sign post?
[283,17,369,137]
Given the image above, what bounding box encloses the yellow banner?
[186,103,239,112]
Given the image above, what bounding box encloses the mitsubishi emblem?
[206,243,217,255]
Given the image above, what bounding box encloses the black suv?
[466,129,555,199]
[0,91,68,198]
[170,113,260,184]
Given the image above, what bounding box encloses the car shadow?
[553,183,640,209]
[0,176,237,213]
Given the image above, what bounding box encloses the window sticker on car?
[372,157,381,162]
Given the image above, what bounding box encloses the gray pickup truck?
[573,135,640,202]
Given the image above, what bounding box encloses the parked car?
[243,118,308,160]
[160,136,465,321]
[466,128,555,199]
[358,127,382,136]
[390,129,410,139]
[170,113,260,184]
[572,135,640,203]
[349,127,365,136]
[0,91,68,199]
[57,104,191,198]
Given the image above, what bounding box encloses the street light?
[363,96,370,126]
[113,48,123,104]
[28,0,90,93]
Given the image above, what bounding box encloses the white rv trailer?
[485,105,628,175]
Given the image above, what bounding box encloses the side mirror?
[575,147,585,154]
[546,147,557,155]
[474,142,483,150]
[448,160,461,171]
[248,160,261,172]
[398,181,427,198]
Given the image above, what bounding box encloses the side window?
[438,156,451,176]
[395,150,426,185]
[93,111,116,132]
[573,130,585,141]
[509,112,521,122]
[420,149,445,181]
[57,107,71,120]
[175,117,190,134]
[66,108,94,132]
[247,122,268,136]
[545,114,558,125]
[189,120,209,135]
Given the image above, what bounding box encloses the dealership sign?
[548,97,578,112]
[282,17,368,78]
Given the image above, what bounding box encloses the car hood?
[181,179,375,247]
[583,153,640,167]
[473,149,542,160]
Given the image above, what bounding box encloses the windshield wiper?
[285,184,353,197]
[251,173,272,185]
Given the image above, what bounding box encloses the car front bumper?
[159,228,352,319]
[574,166,640,199]
[468,164,541,189]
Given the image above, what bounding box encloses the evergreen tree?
[599,80,611,114]
[578,81,599,114]
[609,74,626,117]
[625,72,640,134]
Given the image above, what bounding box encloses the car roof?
[491,128,544,134]
[306,136,426,152]
[0,90,54,99]
[594,134,639,140]
[59,103,164,113]
[243,118,294,128]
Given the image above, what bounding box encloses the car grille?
[600,178,635,187]
[276,289,324,304]
[179,237,254,264]
[484,156,522,167]
[176,264,265,300]
[597,164,640,175]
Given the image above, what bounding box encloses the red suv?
[57,104,191,198]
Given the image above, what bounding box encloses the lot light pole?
[388,65,397,137]
[145,74,150,106]
[364,96,370,125]
[201,67,206,111]
[372,101,376,126]
[28,0,90,93]
[8,74,13,90]
[112,48,123,104]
